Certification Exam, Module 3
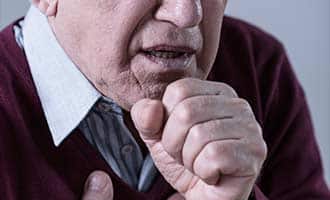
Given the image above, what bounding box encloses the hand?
[82,171,114,200]
[81,171,184,200]
[131,78,267,200]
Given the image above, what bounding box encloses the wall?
[1,0,329,186]
[0,0,29,28]
[226,0,330,185]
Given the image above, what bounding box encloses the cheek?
[98,69,146,110]
[198,0,225,78]
[129,53,198,98]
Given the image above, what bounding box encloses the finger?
[38,1,50,13]
[167,192,185,200]
[82,171,114,200]
[132,99,197,193]
[182,118,244,172]
[131,98,164,147]
[162,96,253,162]
[162,78,238,114]
[193,140,258,185]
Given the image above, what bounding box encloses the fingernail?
[88,173,107,191]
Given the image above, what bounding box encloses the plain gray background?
[1,0,329,186]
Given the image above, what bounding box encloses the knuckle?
[205,142,233,165]
[166,78,194,101]
[234,98,254,118]
[246,121,262,135]
[203,143,255,176]
[222,161,240,175]
[214,120,228,134]
[205,143,221,161]
[189,124,205,142]
[195,158,220,183]
[259,140,268,161]
[251,139,268,161]
[197,167,213,181]
[163,143,181,160]
[218,146,240,174]
[173,85,190,101]
[236,98,251,110]
[175,102,194,124]
[217,82,238,97]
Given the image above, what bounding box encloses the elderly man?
[0,0,329,199]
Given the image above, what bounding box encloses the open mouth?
[140,45,195,68]
[143,50,192,59]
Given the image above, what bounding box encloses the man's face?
[51,0,227,110]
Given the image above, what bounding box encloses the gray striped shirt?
[18,6,158,192]
[79,97,158,191]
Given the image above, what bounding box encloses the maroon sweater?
[0,16,329,200]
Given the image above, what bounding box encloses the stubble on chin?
[97,68,189,110]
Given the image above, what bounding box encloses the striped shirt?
[17,5,158,192]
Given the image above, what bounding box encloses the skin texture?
[82,171,114,200]
[82,171,183,200]
[43,0,225,110]
[32,0,267,199]
[131,78,267,200]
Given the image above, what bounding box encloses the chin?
[109,82,170,111]
[102,67,191,110]
[144,83,168,100]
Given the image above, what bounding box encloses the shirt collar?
[22,6,101,146]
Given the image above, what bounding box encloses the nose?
[155,0,203,28]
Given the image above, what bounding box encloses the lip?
[142,45,196,54]
[139,45,196,69]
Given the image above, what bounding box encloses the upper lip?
[141,45,196,54]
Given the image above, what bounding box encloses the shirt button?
[121,144,134,154]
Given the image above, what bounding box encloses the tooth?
[148,50,183,59]
[154,52,163,57]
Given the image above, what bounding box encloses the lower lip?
[140,52,194,69]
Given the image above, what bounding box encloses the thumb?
[131,99,164,146]
[82,171,114,200]
[167,192,185,200]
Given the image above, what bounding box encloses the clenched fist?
[131,78,267,200]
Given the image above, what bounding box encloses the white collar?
[23,6,101,146]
